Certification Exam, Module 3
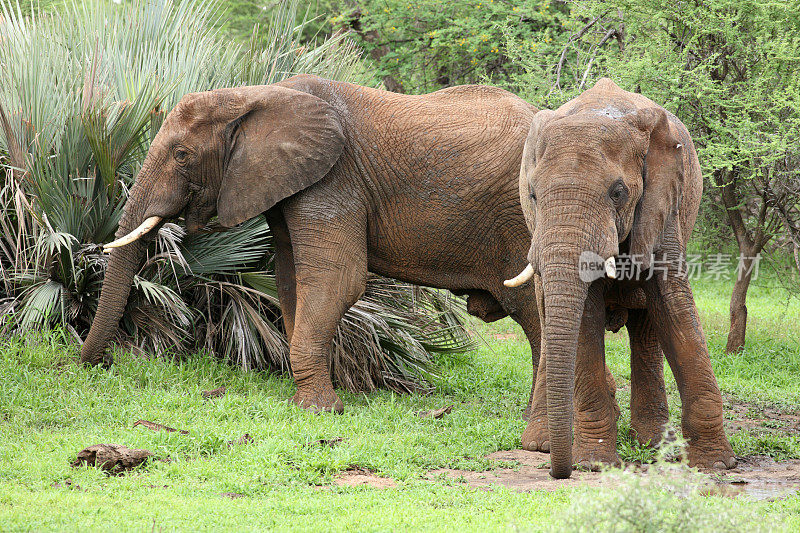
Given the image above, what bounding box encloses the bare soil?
[333,466,398,489]
[723,395,800,435]
[428,449,800,500]
[328,396,800,498]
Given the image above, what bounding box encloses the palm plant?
[0,0,474,392]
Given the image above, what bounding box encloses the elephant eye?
[174,148,190,164]
[609,179,628,206]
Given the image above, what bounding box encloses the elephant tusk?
[605,256,617,279]
[504,264,534,288]
[103,216,163,249]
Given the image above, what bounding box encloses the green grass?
[1,275,799,531]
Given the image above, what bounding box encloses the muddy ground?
[334,380,800,500]
[333,450,800,500]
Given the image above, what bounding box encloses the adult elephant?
[505,78,735,478]
[81,75,548,414]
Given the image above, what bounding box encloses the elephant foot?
[291,389,344,414]
[573,445,622,471]
[687,439,737,470]
[80,353,113,369]
[630,417,671,448]
[521,417,550,453]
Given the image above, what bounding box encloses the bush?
[559,439,774,533]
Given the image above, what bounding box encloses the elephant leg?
[644,268,735,469]
[522,347,550,452]
[627,308,669,447]
[522,273,549,451]
[267,212,297,346]
[514,306,541,421]
[572,281,621,469]
[283,203,368,414]
[522,337,541,421]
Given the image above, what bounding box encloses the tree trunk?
[716,168,768,354]
[726,254,754,353]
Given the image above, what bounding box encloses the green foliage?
[321,0,564,94]
[560,451,771,532]
[0,0,473,392]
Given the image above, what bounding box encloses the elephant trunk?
[535,203,611,478]
[540,260,589,478]
[80,183,149,365]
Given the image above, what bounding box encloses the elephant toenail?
[712,461,726,469]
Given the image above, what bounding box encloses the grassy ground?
[1,277,799,531]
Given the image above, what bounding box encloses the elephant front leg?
[572,282,621,469]
[522,345,550,452]
[645,267,735,469]
[627,309,670,447]
[284,205,368,414]
[522,273,550,451]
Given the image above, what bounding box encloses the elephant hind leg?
[267,211,298,347]
[627,308,670,447]
[283,202,368,413]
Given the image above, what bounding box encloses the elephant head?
[506,79,684,478]
[81,85,345,365]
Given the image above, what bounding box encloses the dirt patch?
[303,437,345,449]
[491,333,519,341]
[219,492,245,499]
[428,450,800,500]
[227,433,254,446]
[724,395,800,435]
[133,419,190,435]
[202,386,227,400]
[333,466,398,489]
[418,405,453,419]
[429,450,612,492]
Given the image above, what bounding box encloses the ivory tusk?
[504,263,535,288]
[103,216,163,249]
[605,256,617,279]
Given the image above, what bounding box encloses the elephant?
[504,78,736,478]
[81,75,550,415]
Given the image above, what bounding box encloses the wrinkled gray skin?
[82,75,551,414]
[515,78,735,478]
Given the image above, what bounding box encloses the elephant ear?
[217,86,345,227]
[625,107,684,271]
[519,109,556,235]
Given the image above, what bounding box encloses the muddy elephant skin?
[510,78,735,478]
[82,76,553,414]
